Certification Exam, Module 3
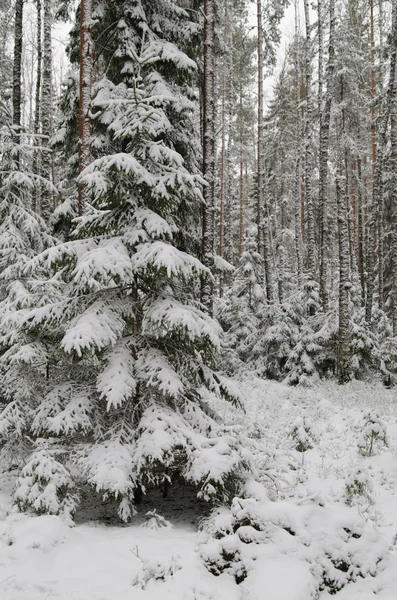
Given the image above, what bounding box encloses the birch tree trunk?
[12,0,23,165]
[201,0,215,315]
[78,0,93,216]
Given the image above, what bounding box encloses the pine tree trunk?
[78,0,93,216]
[303,0,316,285]
[257,0,273,302]
[201,0,216,314]
[12,0,23,164]
[40,0,52,220]
[318,0,335,310]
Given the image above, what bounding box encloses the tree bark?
[365,0,378,323]
[12,0,23,164]
[78,0,93,216]
[201,0,216,314]
[318,0,335,310]
[32,0,42,213]
[389,1,397,334]
[257,0,273,302]
[40,0,53,220]
[303,0,316,284]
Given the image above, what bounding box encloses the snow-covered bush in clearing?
[345,465,374,506]
[140,509,171,530]
[133,553,182,589]
[8,13,250,521]
[199,493,389,594]
[13,440,78,520]
[357,411,388,457]
[290,416,317,452]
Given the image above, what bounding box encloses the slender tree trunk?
[365,0,378,323]
[201,0,216,314]
[294,0,303,288]
[356,157,366,302]
[389,1,397,335]
[257,0,273,302]
[337,76,352,384]
[32,0,42,213]
[12,0,23,165]
[40,0,52,220]
[303,0,316,286]
[318,0,335,310]
[78,0,93,216]
[219,79,225,259]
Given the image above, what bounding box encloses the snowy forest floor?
[0,377,397,599]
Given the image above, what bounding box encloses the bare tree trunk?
[365,0,378,323]
[337,160,352,384]
[303,0,316,285]
[294,0,303,288]
[356,157,366,303]
[78,0,93,216]
[318,0,335,310]
[201,0,216,314]
[337,74,352,384]
[32,0,42,213]
[389,1,397,335]
[219,79,225,259]
[12,0,23,165]
[40,0,52,220]
[257,0,273,302]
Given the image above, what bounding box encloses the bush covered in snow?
[199,492,389,595]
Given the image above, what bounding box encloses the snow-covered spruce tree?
[251,280,325,385]
[217,235,264,371]
[0,126,55,469]
[13,26,249,522]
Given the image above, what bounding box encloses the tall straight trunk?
[78,0,93,216]
[32,0,42,213]
[40,0,52,220]
[389,1,397,335]
[201,0,215,314]
[337,76,352,384]
[336,161,351,384]
[303,0,316,287]
[318,0,335,310]
[365,0,377,323]
[294,0,303,288]
[12,0,23,164]
[356,157,366,302]
[219,78,225,259]
[317,0,323,114]
[257,0,273,302]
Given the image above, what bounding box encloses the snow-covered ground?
[1,377,397,599]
